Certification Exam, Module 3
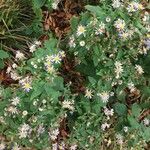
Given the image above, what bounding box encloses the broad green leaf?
[85,5,105,17]
[114,102,127,116]
[131,103,141,117]
[128,116,140,129]
[0,50,9,59]
[70,16,79,31]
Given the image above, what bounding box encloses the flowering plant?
[0,0,150,150]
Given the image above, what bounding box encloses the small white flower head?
[18,123,31,139]
[143,118,150,126]
[49,128,59,141]
[127,2,144,13]
[12,143,21,150]
[77,25,86,36]
[51,54,62,64]
[101,122,110,131]
[0,142,5,150]
[34,40,41,46]
[29,44,36,53]
[59,51,66,58]
[69,36,76,48]
[85,89,93,99]
[52,143,58,150]
[118,30,129,40]
[52,1,59,10]
[12,63,18,69]
[79,41,85,47]
[6,66,12,74]
[15,51,25,60]
[95,22,105,35]
[7,106,18,115]
[10,71,21,81]
[62,100,74,111]
[37,124,45,136]
[59,142,65,150]
[135,65,144,75]
[114,19,126,31]
[22,110,28,116]
[70,144,78,150]
[112,0,122,9]
[97,91,110,103]
[11,97,20,106]
[19,76,32,92]
[106,17,111,23]
[104,107,114,117]
[128,82,136,92]
[123,126,128,133]
[114,61,123,79]
[116,134,123,145]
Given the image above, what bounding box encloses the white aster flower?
[116,134,123,145]
[11,97,20,106]
[70,145,77,150]
[112,0,122,9]
[135,65,144,75]
[6,66,12,74]
[12,63,18,69]
[114,61,123,79]
[15,51,25,60]
[0,143,5,150]
[101,122,110,131]
[7,106,18,115]
[127,2,144,13]
[69,36,76,48]
[12,143,21,150]
[104,107,114,117]
[37,124,45,136]
[52,54,62,64]
[143,118,149,126]
[52,143,58,150]
[114,19,126,31]
[128,82,136,92]
[34,40,41,46]
[22,110,28,116]
[19,76,32,92]
[62,100,74,111]
[97,91,110,103]
[29,44,36,53]
[106,17,111,23]
[18,123,31,139]
[49,128,59,141]
[77,25,86,36]
[123,126,128,133]
[85,89,93,99]
[79,41,85,47]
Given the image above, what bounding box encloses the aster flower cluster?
[0,0,150,149]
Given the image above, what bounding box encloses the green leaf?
[128,116,140,129]
[33,0,46,9]
[0,59,4,69]
[0,50,9,59]
[114,102,127,116]
[85,5,105,17]
[52,77,64,91]
[131,103,141,117]
[70,16,79,31]
[30,83,44,100]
